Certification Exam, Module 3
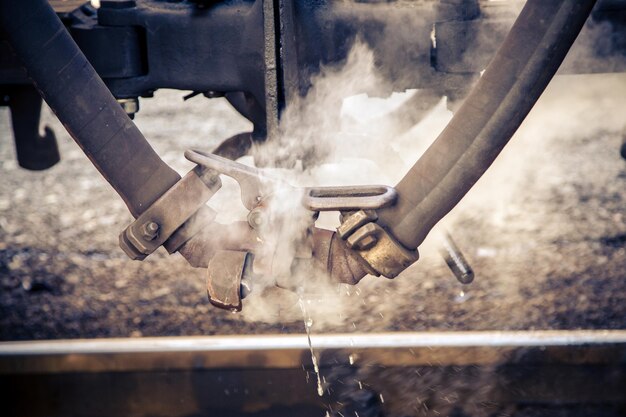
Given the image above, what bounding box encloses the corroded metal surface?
[207,249,252,311]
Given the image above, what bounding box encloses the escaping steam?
[233,41,452,326]
[204,4,626,329]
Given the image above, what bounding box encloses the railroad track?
[1,330,625,417]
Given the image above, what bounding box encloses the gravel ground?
[1,73,625,341]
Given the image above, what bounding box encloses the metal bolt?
[116,97,139,117]
[440,232,474,284]
[142,221,160,241]
[247,209,265,230]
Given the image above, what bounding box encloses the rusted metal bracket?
[207,250,254,311]
[119,165,222,260]
[337,210,419,278]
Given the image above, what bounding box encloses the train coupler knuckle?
[336,210,419,278]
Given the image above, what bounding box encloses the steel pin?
[439,231,474,284]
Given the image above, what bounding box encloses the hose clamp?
[337,210,419,278]
[119,165,221,260]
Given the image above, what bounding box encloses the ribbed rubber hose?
[0,0,180,218]
[377,0,597,250]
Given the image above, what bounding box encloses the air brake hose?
[0,0,180,218]
[376,0,597,250]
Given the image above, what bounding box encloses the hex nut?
[142,221,160,241]
[247,209,265,229]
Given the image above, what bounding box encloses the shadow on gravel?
[600,233,626,248]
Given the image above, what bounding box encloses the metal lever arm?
[185,149,280,210]
[185,149,398,213]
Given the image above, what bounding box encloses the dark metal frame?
[2,0,625,162]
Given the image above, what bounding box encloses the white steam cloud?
[232,41,451,326]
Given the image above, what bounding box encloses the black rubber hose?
[0,0,180,218]
[377,0,597,250]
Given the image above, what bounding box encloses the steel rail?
[2,330,626,356]
[2,331,624,417]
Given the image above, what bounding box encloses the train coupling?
[117,148,480,310]
[182,150,409,309]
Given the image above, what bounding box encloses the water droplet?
[454,290,470,303]
[379,394,385,403]
[349,354,356,365]
[299,298,324,397]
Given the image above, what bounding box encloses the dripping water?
[299,298,324,396]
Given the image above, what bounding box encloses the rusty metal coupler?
[120,149,418,310]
